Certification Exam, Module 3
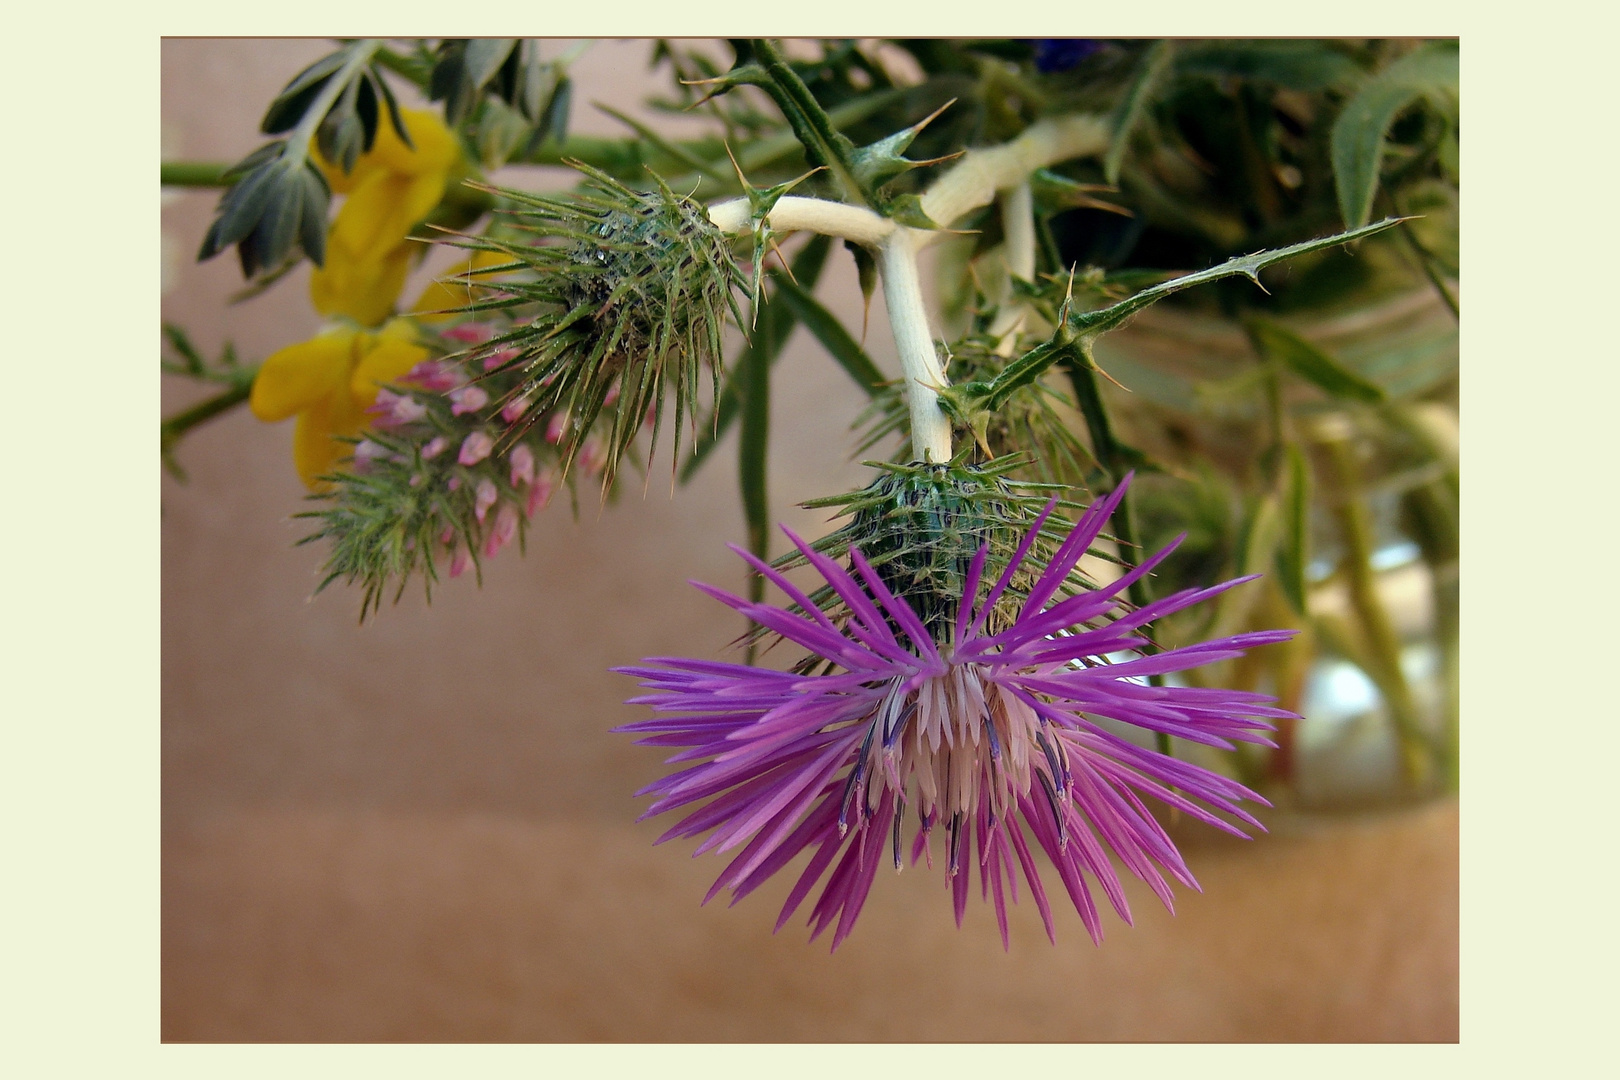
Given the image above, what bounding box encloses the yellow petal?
[368,108,460,176]
[349,327,430,406]
[329,172,424,264]
[293,387,370,489]
[250,333,355,422]
[309,245,413,326]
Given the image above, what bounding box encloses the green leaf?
[772,275,886,396]
[432,38,519,125]
[1331,41,1459,228]
[1248,318,1386,404]
[1105,40,1174,186]
[260,50,347,134]
[474,97,532,170]
[1068,217,1405,338]
[1275,444,1311,617]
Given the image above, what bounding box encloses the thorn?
[723,141,748,188]
[768,237,795,282]
[1093,359,1132,393]
[910,98,957,135]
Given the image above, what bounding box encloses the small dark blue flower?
[1032,39,1103,74]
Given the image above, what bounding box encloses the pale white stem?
[703,113,1111,466]
[918,113,1109,241]
[707,195,894,246]
[989,182,1035,355]
[879,232,952,464]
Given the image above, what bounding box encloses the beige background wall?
[161,39,1457,1041]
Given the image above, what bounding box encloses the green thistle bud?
[788,458,1105,648]
[452,164,745,487]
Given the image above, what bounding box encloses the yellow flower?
[409,249,512,323]
[310,108,462,327]
[250,319,429,488]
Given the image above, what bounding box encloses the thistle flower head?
[615,477,1296,951]
[447,164,745,488]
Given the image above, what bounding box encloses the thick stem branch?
[989,182,1035,354]
[879,233,951,463]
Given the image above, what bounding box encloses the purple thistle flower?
[614,478,1297,952]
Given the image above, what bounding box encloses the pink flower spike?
[448,544,472,579]
[404,359,465,393]
[501,394,532,423]
[545,411,569,444]
[483,347,521,372]
[475,478,499,523]
[450,385,490,416]
[603,378,621,407]
[442,323,494,345]
[526,469,556,517]
[352,439,386,474]
[447,475,461,492]
[484,503,519,557]
[510,444,536,487]
[439,526,455,547]
[459,432,494,466]
[579,437,607,477]
[421,435,449,461]
[370,389,427,428]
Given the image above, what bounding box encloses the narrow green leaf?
[372,66,413,148]
[738,301,774,604]
[1248,318,1386,404]
[1104,40,1174,186]
[548,76,573,146]
[772,275,886,395]
[1331,41,1459,228]
[1068,217,1405,339]
[1177,40,1360,91]
[1276,444,1311,617]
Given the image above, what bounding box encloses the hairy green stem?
[161,161,231,187]
[160,379,255,456]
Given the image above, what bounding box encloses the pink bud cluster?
[442,438,558,579]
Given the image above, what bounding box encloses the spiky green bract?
[774,459,1105,654]
[295,346,611,621]
[446,164,746,487]
[857,331,1094,487]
